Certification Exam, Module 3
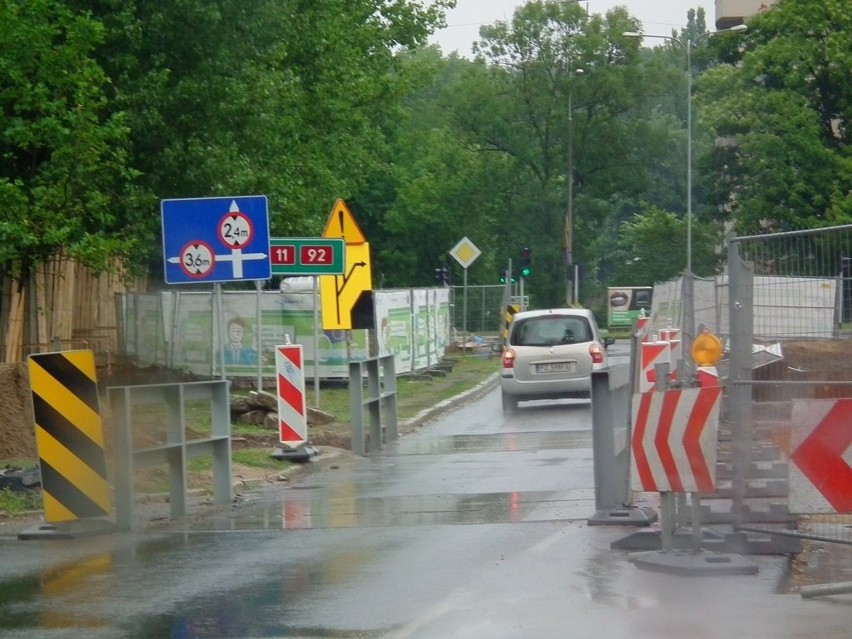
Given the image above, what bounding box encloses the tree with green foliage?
[699,0,852,233]
[88,0,452,229]
[358,48,510,288]
[0,0,140,276]
[433,1,681,306]
[609,206,722,284]
[606,7,732,281]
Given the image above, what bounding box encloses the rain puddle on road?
[392,430,592,455]
[150,428,598,533]
[159,487,597,533]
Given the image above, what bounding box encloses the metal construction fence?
[117,286,451,384]
[114,283,512,373]
[724,226,852,556]
[595,225,852,580]
[448,284,508,338]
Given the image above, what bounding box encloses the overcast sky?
[430,1,713,57]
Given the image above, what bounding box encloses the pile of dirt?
[777,339,852,399]
[0,362,205,462]
[782,339,852,377]
[0,363,36,461]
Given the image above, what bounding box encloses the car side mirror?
[604,336,615,349]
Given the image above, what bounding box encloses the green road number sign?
[270,238,345,275]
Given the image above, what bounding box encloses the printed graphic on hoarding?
[223,316,258,365]
[122,288,448,380]
[376,289,414,373]
[607,287,653,328]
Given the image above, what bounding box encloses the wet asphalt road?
[1,380,849,638]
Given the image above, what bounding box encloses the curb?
[401,372,500,430]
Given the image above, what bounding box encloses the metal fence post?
[349,361,365,455]
[727,236,755,527]
[683,271,695,379]
[381,355,398,441]
[367,358,382,449]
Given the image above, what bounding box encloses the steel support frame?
[349,355,397,455]
[110,380,232,530]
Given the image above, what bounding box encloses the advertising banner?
[607,287,653,328]
[121,286,450,381]
[376,289,414,374]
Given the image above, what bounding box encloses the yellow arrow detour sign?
[319,200,373,330]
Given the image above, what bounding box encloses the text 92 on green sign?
[270,238,345,275]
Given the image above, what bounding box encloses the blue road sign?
[161,196,271,284]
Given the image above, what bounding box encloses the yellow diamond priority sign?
[450,237,481,269]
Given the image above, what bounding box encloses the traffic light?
[434,266,450,286]
[520,247,532,278]
[499,269,516,284]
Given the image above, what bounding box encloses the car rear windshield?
[511,315,592,347]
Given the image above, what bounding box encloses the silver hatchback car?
[500,308,614,411]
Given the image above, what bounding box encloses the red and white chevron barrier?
[696,366,719,387]
[659,327,682,369]
[630,386,723,493]
[276,344,307,446]
[639,340,671,393]
[790,398,852,514]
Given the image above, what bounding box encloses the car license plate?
[535,362,575,374]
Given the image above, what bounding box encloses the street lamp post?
[622,24,747,277]
[566,62,583,306]
[623,25,746,368]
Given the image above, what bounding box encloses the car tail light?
[502,348,516,369]
[590,343,605,364]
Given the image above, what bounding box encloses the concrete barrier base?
[629,549,759,576]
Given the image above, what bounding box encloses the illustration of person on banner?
[224,317,257,365]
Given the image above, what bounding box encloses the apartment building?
[715,0,778,29]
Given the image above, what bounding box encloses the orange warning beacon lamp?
[691,327,723,367]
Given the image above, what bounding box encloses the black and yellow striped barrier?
[501,304,520,346]
[26,350,111,532]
